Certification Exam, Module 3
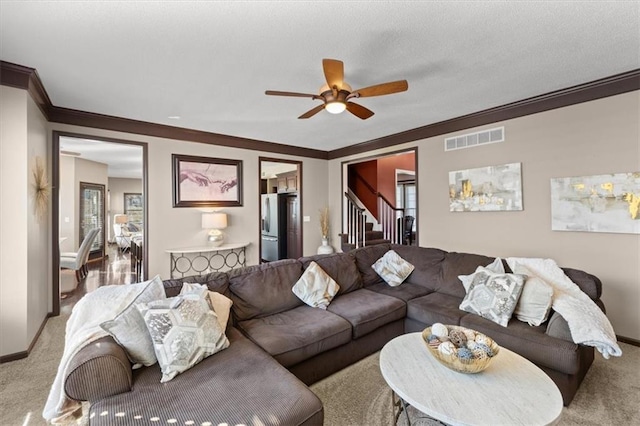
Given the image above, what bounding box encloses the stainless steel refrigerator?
[261,193,280,262]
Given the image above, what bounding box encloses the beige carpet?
[1,313,638,426]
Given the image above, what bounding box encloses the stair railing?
[344,192,366,249]
[377,193,405,244]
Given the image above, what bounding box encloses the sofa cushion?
[292,261,340,309]
[372,250,415,287]
[351,243,391,287]
[88,327,324,426]
[366,281,432,302]
[406,292,468,326]
[460,314,581,375]
[163,272,229,298]
[389,245,447,289]
[299,252,363,295]
[228,259,304,321]
[438,251,500,298]
[137,289,230,383]
[326,289,406,339]
[237,305,352,367]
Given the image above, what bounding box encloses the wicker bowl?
[421,325,500,374]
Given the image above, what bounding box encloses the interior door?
[79,182,106,258]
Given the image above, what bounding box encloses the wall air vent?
[444,127,504,151]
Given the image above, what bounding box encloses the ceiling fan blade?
[352,80,408,98]
[346,102,375,120]
[265,90,319,99]
[298,104,326,119]
[322,59,344,90]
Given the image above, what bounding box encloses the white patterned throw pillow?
[100,275,166,367]
[459,267,525,327]
[292,261,340,309]
[137,291,229,383]
[180,282,233,330]
[372,250,415,287]
[458,258,505,292]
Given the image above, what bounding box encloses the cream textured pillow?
[180,282,233,330]
[137,291,229,383]
[458,258,505,292]
[292,261,340,309]
[513,264,554,326]
[459,267,525,327]
[372,250,415,287]
[100,275,166,366]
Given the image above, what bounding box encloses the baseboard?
[617,335,640,347]
[0,312,52,364]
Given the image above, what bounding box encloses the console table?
[166,243,249,279]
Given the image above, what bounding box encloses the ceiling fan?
[265,59,408,120]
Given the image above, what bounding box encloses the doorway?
[259,157,302,263]
[340,148,418,251]
[52,131,148,316]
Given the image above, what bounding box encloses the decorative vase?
[317,236,334,254]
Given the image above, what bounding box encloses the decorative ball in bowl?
[421,323,500,374]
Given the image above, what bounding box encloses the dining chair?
[60,228,99,281]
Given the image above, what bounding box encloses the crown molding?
[48,106,328,159]
[0,61,51,119]
[327,69,640,159]
[2,61,637,161]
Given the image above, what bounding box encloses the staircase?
[340,221,391,253]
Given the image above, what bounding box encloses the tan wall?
[329,91,640,340]
[0,87,50,356]
[49,123,329,279]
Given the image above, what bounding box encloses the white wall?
[329,91,640,341]
[0,86,50,357]
[108,177,143,242]
[49,123,329,280]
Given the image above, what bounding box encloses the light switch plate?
[303,216,311,222]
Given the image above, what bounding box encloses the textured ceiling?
[1,1,639,151]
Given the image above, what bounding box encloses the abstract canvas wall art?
[449,162,523,212]
[550,172,640,234]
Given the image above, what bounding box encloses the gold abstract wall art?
[550,172,640,234]
[449,162,523,212]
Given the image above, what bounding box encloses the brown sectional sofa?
[64,244,605,424]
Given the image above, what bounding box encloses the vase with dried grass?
[317,206,334,254]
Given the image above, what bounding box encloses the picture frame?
[124,193,143,227]
[172,154,243,207]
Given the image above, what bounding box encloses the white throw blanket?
[43,282,150,424]
[506,257,622,359]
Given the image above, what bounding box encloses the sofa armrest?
[64,336,132,402]
[561,267,602,300]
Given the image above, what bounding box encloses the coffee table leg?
[391,390,412,426]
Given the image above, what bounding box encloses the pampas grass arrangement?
[32,156,50,220]
[319,206,330,238]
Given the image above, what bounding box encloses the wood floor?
[60,243,139,315]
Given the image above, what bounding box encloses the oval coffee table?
[380,333,563,425]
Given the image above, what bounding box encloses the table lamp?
[202,212,228,246]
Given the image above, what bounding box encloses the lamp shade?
[202,212,227,229]
[114,214,128,224]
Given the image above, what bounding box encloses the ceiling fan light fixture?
[325,101,346,114]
